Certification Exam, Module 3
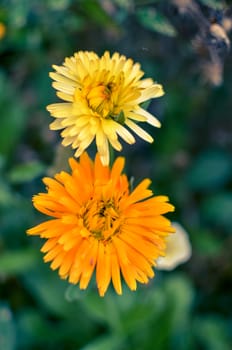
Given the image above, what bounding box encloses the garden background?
[0,0,232,349]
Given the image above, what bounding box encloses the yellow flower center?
[80,196,122,242]
[79,82,117,118]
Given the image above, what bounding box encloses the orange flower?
[0,23,6,40]
[27,153,174,296]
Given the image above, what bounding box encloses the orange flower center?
[80,197,123,242]
[79,82,117,118]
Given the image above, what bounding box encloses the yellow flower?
[47,51,164,165]
[27,152,174,296]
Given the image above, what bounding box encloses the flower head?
[0,23,6,40]
[47,51,164,165]
[27,153,174,296]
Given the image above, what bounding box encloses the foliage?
[0,0,232,349]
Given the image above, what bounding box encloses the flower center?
[80,82,116,118]
[81,197,122,242]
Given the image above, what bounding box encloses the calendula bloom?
[47,51,164,165]
[156,222,192,271]
[0,23,6,40]
[27,153,174,296]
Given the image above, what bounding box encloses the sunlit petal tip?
[74,148,83,158]
[98,289,106,298]
[68,157,78,169]
[154,84,165,97]
[99,155,108,167]
[147,116,161,128]
[49,71,56,79]
[154,119,161,128]
[168,204,176,214]
[26,227,38,235]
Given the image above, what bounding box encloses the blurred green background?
[0,0,232,349]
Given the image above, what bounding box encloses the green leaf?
[65,284,90,302]
[187,150,232,191]
[80,290,110,322]
[46,0,71,10]
[201,192,232,233]
[136,8,176,37]
[74,287,130,330]
[16,309,52,347]
[194,316,231,350]
[23,269,80,317]
[169,279,194,349]
[0,199,34,239]
[0,72,27,157]
[8,161,45,183]
[191,229,223,256]
[0,181,14,206]
[0,304,16,350]
[80,335,122,350]
[81,0,115,27]
[114,110,125,125]
[165,275,193,327]
[0,249,39,276]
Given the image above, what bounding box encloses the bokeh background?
[1,0,232,349]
